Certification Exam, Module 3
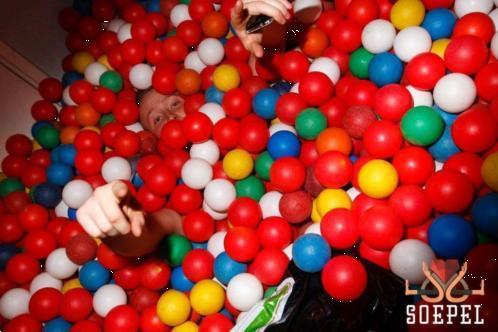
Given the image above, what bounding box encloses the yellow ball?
[157,290,191,327]
[390,0,425,30]
[311,199,321,223]
[316,189,352,217]
[62,278,82,293]
[72,52,95,74]
[189,279,225,316]
[358,159,398,199]
[431,38,450,59]
[172,322,199,332]
[98,55,112,69]
[223,148,254,180]
[212,64,240,92]
[482,152,498,192]
[32,140,42,151]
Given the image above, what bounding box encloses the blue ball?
[79,261,111,291]
[433,104,457,125]
[220,308,233,320]
[47,163,74,186]
[192,242,208,250]
[171,266,195,292]
[471,193,498,239]
[62,71,83,88]
[68,208,77,220]
[292,234,331,273]
[146,0,161,12]
[428,214,476,259]
[368,52,403,87]
[272,81,292,95]
[267,131,301,159]
[428,126,460,162]
[31,121,50,138]
[205,85,224,104]
[44,317,71,332]
[132,173,144,187]
[253,88,279,120]
[0,244,20,270]
[58,145,77,166]
[422,8,456,40]
[214,252,247,285]
[51,146,62,163]
[33,182,62,209]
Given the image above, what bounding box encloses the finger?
[111,181,129,202]
[76,208,102,238]
[95,190,131,235]
[244,0,288,23]
[89,202,115,235]
[232,0,245,22]
[130,212,146,237]
[252,43,264,58]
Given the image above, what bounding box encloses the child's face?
[139,89,186,137]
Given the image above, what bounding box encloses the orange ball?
[76,103,100,126]
[60,126,80,144]
[300,27,329,58]
[316,127,352,155]
[201,11,228,38]
[176,69,201,95]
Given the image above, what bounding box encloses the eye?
[153,114,163,125]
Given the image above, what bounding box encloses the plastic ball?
[393,26,432,63]
[0,288,30,319]
[190,279,225,316]
[252,88,279,120]
[199,313,234,332]
[29,272,63,293]
[451,106,497,153]
[390,0,425,30]
[368,52,403,87]
[360,205,403,250]
[295,108,327,140]
[298,72,334,106]
[445,35,488,75]
[222,149,253,180]
[321,255,367,301]
[471,193,498,240]
[99,70,123,93]
[198,38,224,66]
[182,249,214,282]
[422,8,456,40]
[454,0,494,17]
[249,248,289,286]
[59,288,93,322]
[156,289,191,326]
[213,64,240,92]
[92,284,127,317]
[482,152,498,191]
[320,208,359,249]
[226,273,263,312]
[428,126,460,163]
[358,159,398,199]
[308,57,340,84]
[204,179,236,212]
[101,156,132,182]
[278,191,312,224]
[66,233,98,265]
[171,266,195,292]
[45,248,79,280]
[62,179,93,209]
[363,120,403,158]
[161,234,193,267]
[401,106,444,146]
[425,169,474,213]
[28,288,61,322]
[315,188,352,217]
[389,239,435,284]
[267,131,301,160]
[292,234,331,273]
[79,261,110,291]
[361,19,396,54]
[433,73,476,113]
[129,63,153,90]
[314,151,353,188]
[105,305,140,332]
[428,214,476,259]
[214,252,247,285]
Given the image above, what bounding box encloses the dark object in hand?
[246,14,274,33]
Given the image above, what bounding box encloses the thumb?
[231,0,244,22]
[111,181,129,202]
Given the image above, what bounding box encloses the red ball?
[60,288,93,322]
[189,0,214,21]
[91,87,116,114]
[31,100,57,121]
[346,0,379,27]
[270,157,306,193]
[225,37,250,62]
[75,149,104,176]
[476,62,498,102]
[249,249,289,286]
[405,52,446,90]
[144,164,176,196]
[5,134,32,157]
[279,51,310,83]
[140,306,170,332]
[38,78,62,102]
[443,152,483,190]
[4,191,32,213]
[345,79,378,107]
[314,151,353,188]
[227,198,262,228]
[69,80,93,104]
[298,72,334,106]
[97,243,129,270]
[66,233,98,265]
[320,208,359,249]
[453,12,495,44]
[238,115,269,153]
[224,226,260,262]
[321,255,367,301]
[444,35,488,75]
[422,0,454,9]
[241,76,268,97]
[425,169,474,213]
[359,205,403,251]
[389,185,432,227]
[152,65,177,94]
[160,120,188,149]
[317,10,342,38]
[358,241,390,269]
[162,36,188,63]
[374,84,413,122]
[351,193,389,218]
[169,184,203,214]
[129,286,159,313]
[342,105,377,139]
[299,140,320,168]
[4,314,42,332]
[2,155,29,178]
[320,97,347,127]
[405,219,431,244]
[114,264,141,290]
[363,120,403,158]
[105,305,140,332]
[163,149,189,178]
[393,146,434,185]
[121,39,146,64]
[74,130,103,150]
[182,249,214,281]
[213,118,240,150]
[131,19,156,43]
[182,112,213,143]
[113,130,140,157]
[183,210,216,242]
[278,191,312,224]
[140,258,171,291]
[18,204,49,232]
[330,19,362,53]
[199,313,234,332]
[137,186,166,213]
[275,93,307,125]
[29,288,62,322]
[146,40,166,65]
[71,320,101,332]
[113,99,139,125]
[22,230,57,260]
[257,217,293,250]
[222,88,252,118]
[177,20,202,47]
[452,106,497,153]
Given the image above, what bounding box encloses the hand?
[231,0,292,57]
[76,181,145,238]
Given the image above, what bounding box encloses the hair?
[135,88,153,105]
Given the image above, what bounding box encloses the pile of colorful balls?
[1,0,498,331]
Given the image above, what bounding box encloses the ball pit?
[0,0,497,330]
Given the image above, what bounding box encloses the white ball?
[117,23,132,43]
[55,200,69,217]
[389,239,435,284]
[45,248,79,280]
[93,284,127,317]
[489,8,498,31]
[204,179,236,212]
[101,157,132,182]
[107,18,125,32]
[184,51,207,73]
[227,273,264,312]
[283,244,293,260]
[181,158,213,190]
[199,103,226,124]
[259,191,282,218]
[308,57,341,84]
[406,85,433,107]
[62,179,93,209]
[62,87,76,106]
[84,62,107,86]
[190,140,220,165]
[454,0,494,17]
[393,27,432,62]
[361,19,397,54]
[207,232,226,257]
[198,38,225,66]
[30,272,63,294]
[491,32,498,59]
[290,82,299,93]
[203,200,228,220]
[0,288,30,319]
[433,73,476,113]
[346,186,360,200]
[125,122,144,133]
[269,123,297,136]
[304,223,321,235]
[170,4,191,27]
[129,63,153,90]
[293,0,323,23]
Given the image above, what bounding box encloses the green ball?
[99,71,123,93]
[401,106,445,146]
[349,48,374,79]
[35,125,60,150]
[295,108,327,140]
[235,176,266,201]
[179,0,191,3]
[99,114,115,127]
[160,234,192,266]
[255,151,274,181]
[0,178,25,198]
